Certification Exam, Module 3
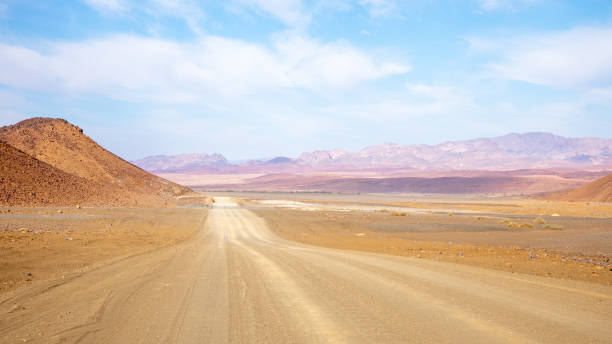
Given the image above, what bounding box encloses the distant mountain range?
[134,132,612,173]
[133,153,229,172]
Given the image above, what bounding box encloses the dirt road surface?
[1,197,611,343]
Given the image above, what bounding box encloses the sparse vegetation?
[543,224,563,230]
[499,219,533,229]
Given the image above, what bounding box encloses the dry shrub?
[543,224,563,230]
[390,211,408,216]
[520,223,534,229]
[499,219,521,228]
[533,217,546,225]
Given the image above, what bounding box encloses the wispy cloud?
[81,0,205,34]
[147,0,206,35]
[469,26,612,89]
[0,34,409,103]
[358,0,396,18]
[232,0,309,27]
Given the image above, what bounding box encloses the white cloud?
[81,0,205,34]
[0,34,409,103]
[359,0,396,17]
[470,26,612,88]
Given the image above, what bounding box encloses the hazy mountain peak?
[133,152,229,172]
[133,132,612,173]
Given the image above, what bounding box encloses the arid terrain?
[2,1,611,342]
[0,118,193,207]
[1,117,611,343]
[1,197,611,343]
[245,195,612,285]
[181,169,610,195]
[0,206,207,292]
[547,173,612,202]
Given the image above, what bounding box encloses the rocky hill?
[0,117,192,207]
[547,174,612,203]
[0,141,104,206]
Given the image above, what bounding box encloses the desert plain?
[1,192,612,343]
[1,118,612,343]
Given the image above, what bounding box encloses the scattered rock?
[65,237,72,241]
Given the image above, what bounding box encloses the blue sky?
[0,0,611,160]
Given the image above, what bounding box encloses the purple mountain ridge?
[134,132,612,173]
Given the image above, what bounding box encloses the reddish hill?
[548,174,612,203]
[0,141,104,206]
[0,118,192,207]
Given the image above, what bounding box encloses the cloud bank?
[0,34,409,103]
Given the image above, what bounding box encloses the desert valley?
[1,1,612,342]
[1,117,611,343]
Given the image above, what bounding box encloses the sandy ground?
[0,207,207,292]
[1,197,611,343]
[223,191,612,218]
[246,195,612,285]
